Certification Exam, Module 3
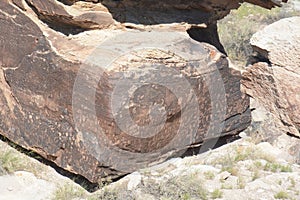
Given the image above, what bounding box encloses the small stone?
[127,172,142,191]
[239,132,248,139]
[217,171,231,180]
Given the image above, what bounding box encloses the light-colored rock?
[127,172,142,191]
[133,189,156,200]
[1,134,300,199]
[250,17,300,69]
[217,171,231,181]
[0,171,56,200]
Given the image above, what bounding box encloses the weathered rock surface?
[0,0,287,183]
[24,0,115,34]
[242,17,300,138]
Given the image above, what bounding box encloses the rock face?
[0,0,286,183]
[242,17,300,138]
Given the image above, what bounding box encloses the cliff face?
[0,0,287,183]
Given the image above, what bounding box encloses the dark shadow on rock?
[181,134,241,157]
[100,0,212,25]
[246,51,272,66]
[187,23,227,55]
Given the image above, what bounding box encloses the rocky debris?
[0,0,288,183]
[244,96,300,164]
[1,134,300,200]
[86,137,300,200]
[242,17,300,139]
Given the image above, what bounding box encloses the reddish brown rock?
[0,0,287,183]
[25,0,115,34]
[242,17,300,138]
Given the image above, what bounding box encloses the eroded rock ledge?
[0,0,287,183]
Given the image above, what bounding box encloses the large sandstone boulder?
[242,17,300,138]
[0,0,287,183]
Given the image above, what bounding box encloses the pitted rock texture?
[242,16,300,138]
[0,0,286,183]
